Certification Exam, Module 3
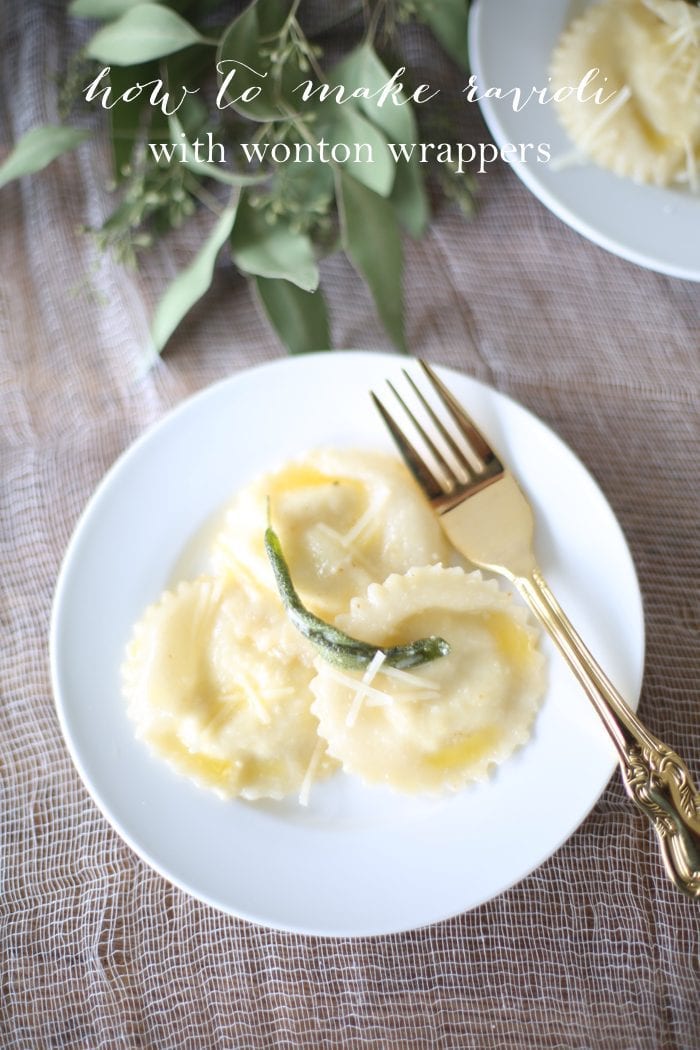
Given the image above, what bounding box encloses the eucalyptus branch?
[185,176,227,217]
[364,0,389,46]
[0,0,473,359]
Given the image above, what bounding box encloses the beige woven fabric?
[2,3,699,1048]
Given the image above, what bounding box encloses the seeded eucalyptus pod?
[0,0,471,359]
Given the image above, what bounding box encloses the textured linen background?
[2,2,699,1048]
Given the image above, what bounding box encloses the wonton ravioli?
[210,448,451,620]
[550,0,700,187]
[123,448,547,804]
[310,566,547,794]
[122,575,337,800]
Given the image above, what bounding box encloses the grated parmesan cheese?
[340,491,388,548]
[346,650,387,727]
[298,739,325,806]
[320,660,396,709]
[236,668,271,725]
[378,665,441,691]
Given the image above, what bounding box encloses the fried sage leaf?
[264,524,450,670]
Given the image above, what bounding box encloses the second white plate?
[50,352,644,936]
[470,0,700,280]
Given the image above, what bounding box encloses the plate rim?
[469,0,700,282]
[49,351,646,936]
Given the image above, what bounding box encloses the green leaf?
[231,189,318,291]
[167,113,265,186]
[0,125,89,190]
[216,0,302,122]
[274,155,334,211]
[69,0,147,19]
[149,202,236,355]
[416,0,469,69]
[337,170,405,352]
[390,151,429,237]
[329,45,417,144]
[86,3,206,65]
[255,276,330,354]
[314,107,394,197]
[108,64,151,180]
[173,94,209,137]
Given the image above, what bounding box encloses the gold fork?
[373,359,700,898]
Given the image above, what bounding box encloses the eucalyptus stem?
[185,176,227,217]
[35,0,473,358]
[364,0,388,47]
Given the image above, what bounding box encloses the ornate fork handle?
[624,740,700,896]
[517,567,700,898]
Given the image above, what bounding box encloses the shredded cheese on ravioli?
[123,449,547,805]
[346,650,387,727]
[550,0,700,187]
[310,565,546,794]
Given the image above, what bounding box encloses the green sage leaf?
[231,189,318,291]
[416,0,469,70]
[149,202,236,355]
[265,524,449,670]
[337,169,406,352]
[86,3,206,65]
[0,125,89,190]
[255,276,330,354]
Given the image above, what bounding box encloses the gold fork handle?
[516,567,700,899]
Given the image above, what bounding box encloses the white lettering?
[387,142,417,162]
[148,141,180,163]
[240,141,268,164]
[576,67,616,104]
[83,67,197,113]
[293,66,437,107]
[216,60,267,109]
[463,70,616,111]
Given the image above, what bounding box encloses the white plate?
[50,352,644,936]
[469,0,700,281]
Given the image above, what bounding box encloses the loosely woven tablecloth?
[2,3,699,1048]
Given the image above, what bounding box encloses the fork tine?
[386,379,460,488]
[418,360,502,471]
[401,368,474,483]
[370,392,446,502]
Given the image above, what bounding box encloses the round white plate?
[469,0,700,280]
[50,352,644,936]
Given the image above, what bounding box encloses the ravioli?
[550,0,700,187]
[122,575,337,800]
[310,565,546,794]
[211,447,451,620]
[123,450,547,804]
